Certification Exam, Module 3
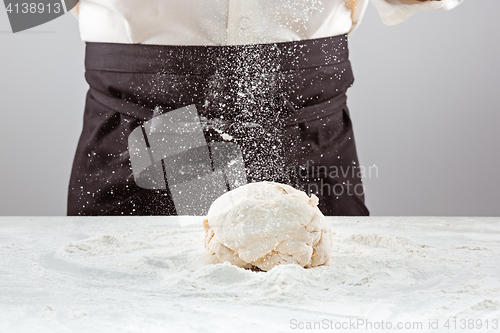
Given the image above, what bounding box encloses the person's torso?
[78,0,368,45]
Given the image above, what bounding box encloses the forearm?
[70,2,79,19]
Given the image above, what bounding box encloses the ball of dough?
[203,181,332,271]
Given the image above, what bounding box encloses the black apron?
[68,34,370,216]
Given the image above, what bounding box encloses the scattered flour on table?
[42,220,499,321]
[3,217,499,333]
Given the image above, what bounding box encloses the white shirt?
[73,0,462,46]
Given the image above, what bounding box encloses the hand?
[346,0,357,10]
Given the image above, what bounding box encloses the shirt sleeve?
[370,0,463,26]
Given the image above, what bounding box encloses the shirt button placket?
[227,0,257,45]
[240,16,251,30]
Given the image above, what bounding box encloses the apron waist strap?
[85,35,350,73]
[89,87,154,122]
[85,34,353,125]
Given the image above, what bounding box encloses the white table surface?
[0,216,499,333]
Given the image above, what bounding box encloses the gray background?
[0,1,498,216]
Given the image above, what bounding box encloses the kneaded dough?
[203,181,333,271]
